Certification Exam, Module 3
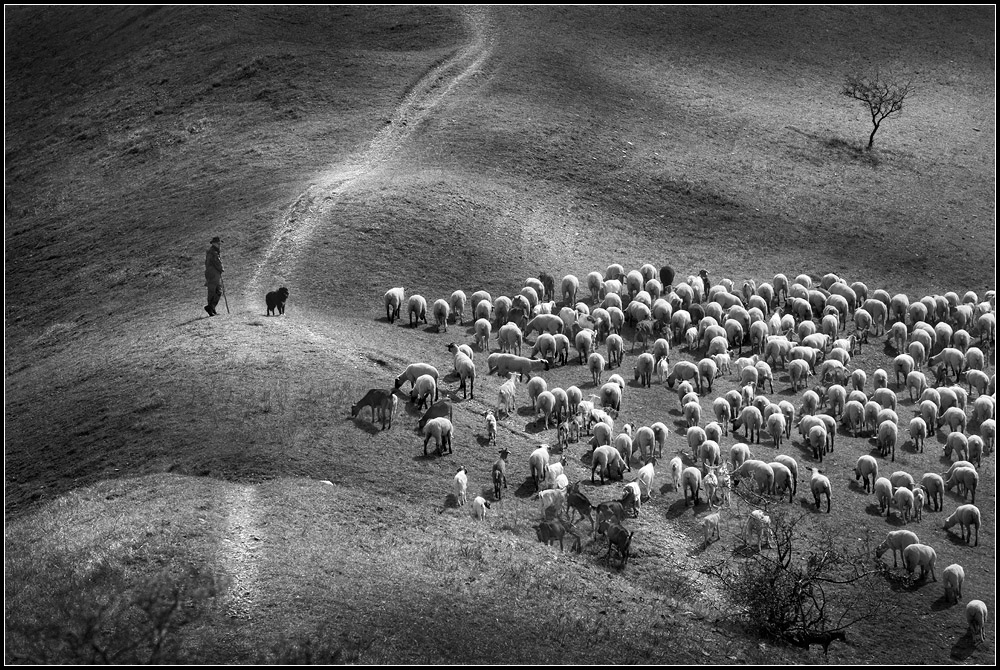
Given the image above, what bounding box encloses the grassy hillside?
[5,5,995,664]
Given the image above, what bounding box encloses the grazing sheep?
[496,376,517,418]
[876,420,897,462]
[788,359,813,391]
[592,444,629,484]
[636,459,656,501]
[445,343,476,399]
[471,495,491,521]
[854,455,879,493]
[944,432,969,463]
[873,477,893,516]
[966,600,988,642]
[809,467,832,513]
[487,353,550,381]
[473,318,492,351]
[766,412,786,449]
[902,543,937,582]
[682,466,703,506]
[407,294,428,327]
[453,466,469,506]
[395,363,441,395]
[875,529,920,568]
[943,564,965,604]
[410,374,438,410]
[497,322,524,356]
[768,461,794,503]
[422,417,453,456]
[919,472,945,512]
[728,442,753,471]
[893,486,915,523]
[731,459,774,495]
[384,287,405,324]
[907,417,928,453]
[529,444,551,491]
[432,298,451,332]
[928,346,965,381]
[634,352,656,388]
[732,405,763,443]
[944,504,981,546]
[560,274,580,306]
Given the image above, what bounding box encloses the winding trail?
[226,6,495,621]
[246,6,495,301]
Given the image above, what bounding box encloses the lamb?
[944,466,978,504]
[350,388,396,430]
[966,600,988,643]
[384,287,405,324]
[410,374,438,410]
[636,459,656,501]
[901,543,937,582]
[496,376,517,418]
[490,447,510,499]
[854,455,879,493]
[875,529,919,568]
[810,467,832,513]
[453,466,469,506]
[731,459,774,495]
[592,444,629,484]
[943,504,981,546]
[471,495,491,521]
[529,444,551,491]
[407,294,428,327]
[744,509,774,551]
[536,488,567,520]
[422,417,453,456]
[703,511,721,546]
[487,353,550,381]
[682,466,703,506]
[912,486,925,521]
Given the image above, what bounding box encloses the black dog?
[266,287,289,316]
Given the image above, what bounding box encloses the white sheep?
[873,477,893,516]
[636,460,656,501]
[902,543,937,582]
[592,444,629,484]
[682,466,702,506]
[561,274,580,306]
[809,467,831,513]
[669,455,684,491]
[410,374,438,410]
[943,504,981,546]
[875,529,919,568]
[854,455,879,493]
[497,322,524,356]
[484,410,497,445]
[446,343,476,399]
[943,564,965,604]
[487,353,550,381]
[703,511,721,546]
[744,509,773,551]
[431,298,451,332]
[731,459,773,494]
[407,294,428,327]
[944,466,978,504]
[471,495,491,521]
[422,417,453,456]
[473,318,492,351]
[634,352,656,388]
[893,486,914,523]
[384,287,405,324]
[453,466,468,506]
[496,376,517,418]
[966,600,988,642]
[920,472,945,512]
[529,444,551,491]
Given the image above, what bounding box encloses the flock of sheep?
[355,264,995,646]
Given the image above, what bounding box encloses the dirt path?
[246,6,495,301]
[226,6,495,621]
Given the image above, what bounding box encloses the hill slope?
[5,5,995,664]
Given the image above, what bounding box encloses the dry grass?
[5,5,995,664]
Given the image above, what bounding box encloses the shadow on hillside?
[930,595,961,613]
[950,634,982,662]
[349,417,382,435]
[664,498,699,519]
[865,503,889,518]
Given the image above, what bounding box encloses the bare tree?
[841,66,914,150]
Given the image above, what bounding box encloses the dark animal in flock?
[492,447,510,500]
[351,388,395,429]
[659,265,675,290]
[417,400,453,431]
[266,287,289,316]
